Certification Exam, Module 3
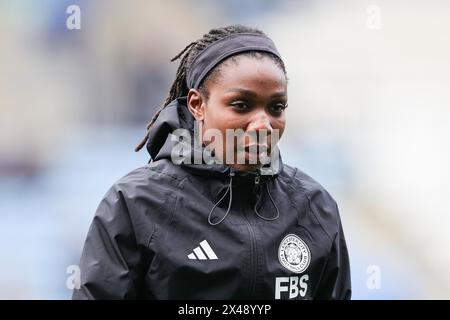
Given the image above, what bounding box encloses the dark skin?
[187,55,288,172]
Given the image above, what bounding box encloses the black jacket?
[72,97,351,300]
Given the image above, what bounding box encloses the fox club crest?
[278,234,311,274]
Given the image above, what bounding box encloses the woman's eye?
[230,101,249,111]
[270,103,288,113]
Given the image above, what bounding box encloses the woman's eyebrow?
[270,91,288,98]
[224,88,287,98]
[225,88,257,97]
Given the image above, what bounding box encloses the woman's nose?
[247,111,273,134]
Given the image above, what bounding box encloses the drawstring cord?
[208,172,234,226]
[253,182,280,221]
[208,171,280,226]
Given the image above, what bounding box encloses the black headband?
[186,32,283,89]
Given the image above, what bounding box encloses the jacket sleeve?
[315,214,352,300]
[72,186,148,299]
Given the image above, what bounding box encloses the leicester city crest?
[278,234,311,273]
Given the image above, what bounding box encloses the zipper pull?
[253,172,261,196]
[255,166,262,185]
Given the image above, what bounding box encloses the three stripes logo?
[187,240,218,260]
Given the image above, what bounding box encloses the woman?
[73,25,351,300]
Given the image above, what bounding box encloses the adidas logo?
[187,240,218,260]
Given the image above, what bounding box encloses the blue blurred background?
[1,0,450,299]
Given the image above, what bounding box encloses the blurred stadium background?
[1,0,449,299]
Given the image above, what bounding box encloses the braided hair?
[134,25,286,152]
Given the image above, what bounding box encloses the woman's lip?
[244,145,269,150]
[243,145,271,157]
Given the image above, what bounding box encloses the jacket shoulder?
[96,163,181,240]
[105,163,182,218]
[112,161,185,194]
[282,164,341,242]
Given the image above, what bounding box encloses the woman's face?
[187,55,287,172]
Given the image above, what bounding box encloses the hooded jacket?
[72,97,351,300]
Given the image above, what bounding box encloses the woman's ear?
[187,89,205,121]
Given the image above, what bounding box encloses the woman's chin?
[227,152,264,172]
[228,163,261,172]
